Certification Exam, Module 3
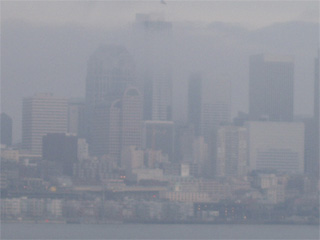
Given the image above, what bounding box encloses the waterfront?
[1,223,319,239]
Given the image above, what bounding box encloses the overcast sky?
[2,1,319,29]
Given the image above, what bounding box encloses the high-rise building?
[216,125,248,177]
[91,87,143,166]
[249,54,294,121]
[121,87,143,149]
[316,53,320,177]
[200,78,231,178]
[67,98,86,137]
[201,102,230,141]
[245,121,304,174]
[133,14,173,121]
[85,45,135,152]
[42,133,78,176]
[22,93,68,155]
[313,52,319,178]
[188,73,202,136]
[303,53,319,179]
[0,113,12,146]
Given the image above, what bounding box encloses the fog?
[1,1,318,142]
[1,1,319,239]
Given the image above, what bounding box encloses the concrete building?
[22,93,68,155]
[245,121,304,174]
[249,54,294,121]
[0,113,12,146]
[216,125,248,177]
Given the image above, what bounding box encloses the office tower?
[108,99,122,164]
[121,87,143,149]
[85,45,135,151]
[188,73,202,136]
[91,87,143,165]
[249,54,294,121]
[313,53,319,178]
[133,14,173,121]
[316,53,319,177]
[22,93,68,155]
[142,121,174,162]
[201,102,230,141]
[200,78,231,178]
[304,53,319,178]
[67,98,86,137]
[0,113,12,146]
[245,121,304,174]
[216,125,248,177]
[42,133,78,176]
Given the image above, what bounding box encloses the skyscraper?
[121,87,143,149]
[0,113,12,146]
[200,78,231,178]
[90,87,143,166]
[22,93,68,155]
[133,14,173,121]
[188,73,202,136]
[249,54,294,121]
[314,52,319,178]
[85,45,135,152]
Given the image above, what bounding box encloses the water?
[1,223,319,239]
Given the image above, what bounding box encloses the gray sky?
[2,1,318,29]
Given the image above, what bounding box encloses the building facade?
[249,54,294,122]
[22,93,68,155]
[245,121,304,174]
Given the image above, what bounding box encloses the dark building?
[188,73,202,136]
[0,113,12,146]
[42,133,78,176]
[249,54,294,122]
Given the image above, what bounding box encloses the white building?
[22,93,68,155]
[245,121,304,174]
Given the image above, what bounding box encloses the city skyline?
[1,2,319,237]
[2,5,319,142]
